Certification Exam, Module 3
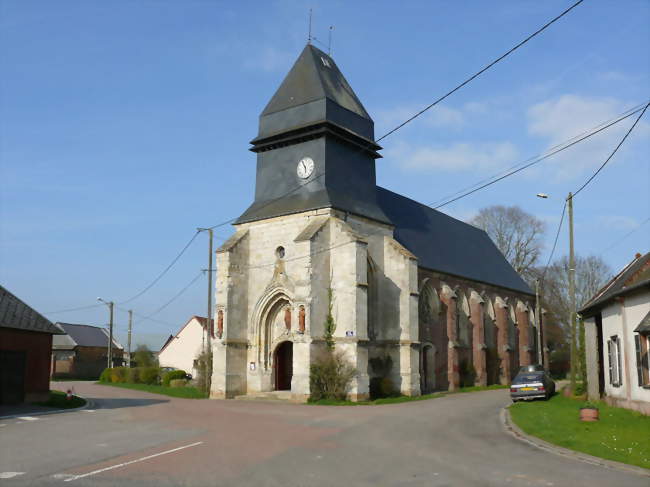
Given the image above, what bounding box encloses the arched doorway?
[274,341,293,391]
[420,344,436,393]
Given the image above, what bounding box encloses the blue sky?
[1,0,648,350]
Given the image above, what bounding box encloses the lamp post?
[97,297,115,369]
[535,193,548,367]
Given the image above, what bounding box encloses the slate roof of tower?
[0,285,63,334]
[376,187,533,295]
[261,44,370,120]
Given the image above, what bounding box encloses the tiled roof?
[53,323,123,350]
[0,285,63,334]
[580,252,650,315]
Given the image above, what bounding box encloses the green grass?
[35,390,86,409]
[308,384,508,406]
[510,394,650,469]
[98,382,208,399]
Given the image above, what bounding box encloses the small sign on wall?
[345,331,354,337]
[249,362,256,371]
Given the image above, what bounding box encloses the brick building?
[0,285,63,404]
[52,323,124,379]
[210,45,536,401]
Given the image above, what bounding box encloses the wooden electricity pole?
[127,309,133,368]
[567,192,577,392]
[107,301,114,369]
[198,228,214,394]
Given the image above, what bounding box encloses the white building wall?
[158,317,204,377]
[623,292,650,403]
[600,290,650,405]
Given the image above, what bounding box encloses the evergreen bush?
[169,379,188,388]
[139,367,161,385]
[127,367,141,384]
[162,369,187,387]
[99,368,112,383]
[309,350,356,401]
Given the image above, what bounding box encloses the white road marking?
[0,472,25,479]
[16,416,38,421]
[83,409,95,412]
[63,441,203,482]
[52,474,76,480]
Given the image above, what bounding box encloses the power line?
[541,201,567,283]
[44,303,104,315]
[142,271,205,319]
[599,217,650,255]
[573,102,649,197]
[377,0,585,142]
[118,230,201,304]
[429,101,648,208]
[432,103,648,209]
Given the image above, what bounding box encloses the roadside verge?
[501,407,649,478]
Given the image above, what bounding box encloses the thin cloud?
[389,140,518,173]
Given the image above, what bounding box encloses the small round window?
[276,246,285,259]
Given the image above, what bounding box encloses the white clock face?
[296,157,314,179]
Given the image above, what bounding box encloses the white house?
[581,252,650,415]
[158,316,210,378]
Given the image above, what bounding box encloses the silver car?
[510,365,555,402]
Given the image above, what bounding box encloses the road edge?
[500,407,650,478]
[0,395,92,420]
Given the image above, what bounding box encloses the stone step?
[233,391,299,402]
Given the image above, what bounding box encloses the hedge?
[162,369,187,387]
[99,366,161,385]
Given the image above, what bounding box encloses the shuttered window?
[635,334,650,387]
[608,336,622,387]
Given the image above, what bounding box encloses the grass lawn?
[98,382,207,399]
[510,394,650,469]
[308,384,508,406]
[36,390,86,409]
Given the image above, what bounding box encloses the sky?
[1,0,648,350]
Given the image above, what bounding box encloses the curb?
[500,407,650,478]
[0,395,92,420]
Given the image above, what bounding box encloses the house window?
[607,336,623,387]
[634,334,649,388]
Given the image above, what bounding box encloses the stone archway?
[274,341,293,391]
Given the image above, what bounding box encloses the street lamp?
[97,297,115,369]
[535,193,548,367]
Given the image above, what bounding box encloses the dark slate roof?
[0,285,63,334]
[262,44,370,120]
[53,323,123,350]
[257,44,374,140]
[580,252,650,315]
[376,187,533,295]
[635,310,650,334]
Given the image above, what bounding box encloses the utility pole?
[98,297,115,368]
[567,192,577,392]
[198,228,214,394]
[535,279,543,366]
[127,310,133,368]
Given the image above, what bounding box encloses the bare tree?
[469,205,546,281]
[543,255,613,328]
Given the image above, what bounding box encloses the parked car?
[510,365,555,402]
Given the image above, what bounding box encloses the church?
[210,44,536,401]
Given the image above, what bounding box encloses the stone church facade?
[210,45,536,401]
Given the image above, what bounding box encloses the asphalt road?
[0,381,646,486]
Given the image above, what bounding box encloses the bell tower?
[237,44,390,225]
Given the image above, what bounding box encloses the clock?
[296,157,314,179]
